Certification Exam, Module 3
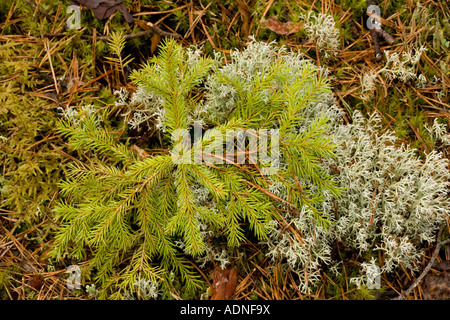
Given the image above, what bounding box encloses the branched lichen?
[300,12,340,59]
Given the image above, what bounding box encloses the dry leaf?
[20,260,35,273]
[70,0,134,23]
[130,144,150,160]
[260,17,303,35]
[422,261,450,300]
[236,0,252,38]
[38,246,53,263]
[210,266,238,300]
[150,33,162,54]
[135,19,151,31]
[28,275,44,291]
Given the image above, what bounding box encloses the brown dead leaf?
[28,275,44,291]
[210,266,238,300]
[260,17,303,35]
[236,0,252,38]
[38,246,53,263]
[70,0,134,23]
[20,260,36,273]
[130,144,150,160]
[150,33,162,54]
[422,260,450,300]
[135,19,151,31]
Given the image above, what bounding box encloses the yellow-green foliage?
[50,39,341,299]
[0,41,68,226]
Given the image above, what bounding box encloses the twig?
[392,224,450,300]
[369,28,382,61]
[366,0,395,61]
[84,22,181,40]
[144,22,182,39]
[44,39,60,95]
[44,22,181,41]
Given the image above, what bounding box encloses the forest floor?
[0,0,449,300]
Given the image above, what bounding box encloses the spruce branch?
[106,31,134,82]
[52,39,343,298]
[57,116,135,163]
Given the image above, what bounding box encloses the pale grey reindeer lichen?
[378,46,427,83]
[300,12,340,59]
[115,86,166,131]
